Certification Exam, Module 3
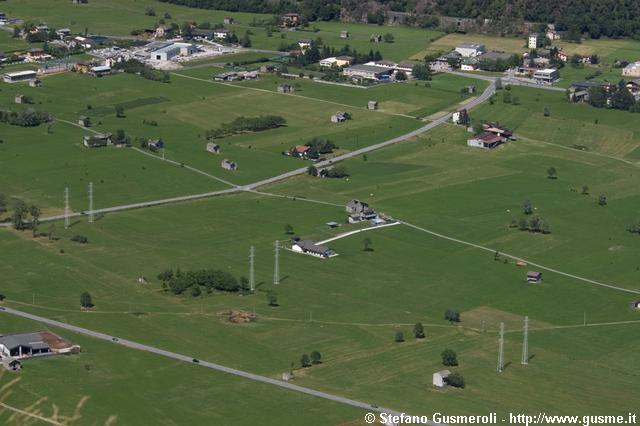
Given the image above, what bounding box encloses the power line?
[249,246,255,292]
[497,322,505,372]
[88,182,94,224]
[64,187,70,229]
[521,316,529,366]
[274,240,280,285]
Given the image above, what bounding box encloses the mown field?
[0,314,366,426]
[1,87,640,420]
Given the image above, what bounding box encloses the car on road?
[192,358,199,363]
[112,337,119,342]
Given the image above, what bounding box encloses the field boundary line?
[400,221,640,295]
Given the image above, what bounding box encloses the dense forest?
[158,0,640,39]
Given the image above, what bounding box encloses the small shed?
[370,34,382,43]
[223,17,235,25]
[2,358,21,372]
[221,159,237,171]
[14,94,25,104]
[340,30,349,39]
[367,100,378,110]
[326,221,339,228]
[29,79,42,88]
[78,115,90,127]
[527,271,542,283]
[206,142,221,154]
[628,300,640,309]
[433,370,451,387]
[147,139,164,150]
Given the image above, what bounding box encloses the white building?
[433,370,451,388]
[319,57,337,67]
[528,33,538,49]
[623,62,640,77]
[533,68,559,84]
[343,64,390,80]
[151,42,197,61]
[454,43,486,58]
[298,39,312,50]
[3,70,38,83]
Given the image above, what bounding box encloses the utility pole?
[64,187,70,229]
[249,246,255,292]
[88,182,94,223]
[273,240,280,285]
[521,316,529,366]
[497,322,505,373]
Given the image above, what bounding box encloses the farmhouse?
[290,144,311,158]
[433,370,451,388]
[214,29,230,39]
[292,240,334,258]
[455,43,486,58]
[319,57,337,67]
[83,133,112,148]
[343,64,391,80]
[206,142,221,154]
[56,28,72,39]
[221,159,237,171]
[622,62,640,77]
[452,109,468,125]
[331,111,349,123]
[569,80,616,102]
[147,139,164,150]
[0,331,80,359]
[155,25,173,38]
[277,84,295,93]
[3,70,37,83]
[527,271,542,283]
[467,132,505,149]
[346,199,377,223]
[298,39,313,50]
[461,58,479,71]
[532,68,559,84]
[280,13,300,27]
[482,123,513,139]
[367,100,378,110]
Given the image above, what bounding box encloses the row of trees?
[300,351,322,367]
[157,268,249,295]
[0,109,53,127]
[205,115,286,139]
[113,59,171,83]
[587,82,640,113]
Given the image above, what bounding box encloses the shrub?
[71,235,89,244]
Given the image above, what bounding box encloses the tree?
[300,353,311,368]
[12,200,28,230]
[581,185,589,195]
[307,165,318,176]
[413,322,425,339]
[395,70,407,81]
[115,104,125,118]
[502,91,512,104]
[546,167,557,179]
[394,331,404,342]
[267,290,278,307]
[241,31,252,48]
[444,309,460,323]
[518,217,528,231]
[0,294,5,301]
[29,205,41,237]
[447,372,465,388]
[412,64,432,81]
[598,194,607,206]
[383,33,394,43]
[284,224,294,235]
[310,351,322,364]
[80,291,93,308]
[543,106,550,117]
[495,77,502,90]
[441,349,458,366]
[0,193,7,214]
[522,199,533,215]
[190,285,202,297]
[362,237,373,251]
[144,6,156,16]
[71,235,89,244]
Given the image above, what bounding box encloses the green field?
[1,4,640,424]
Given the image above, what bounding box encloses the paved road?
[449,70,567,92]
[0,306,439,425]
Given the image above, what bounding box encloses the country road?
[0,306,440,425]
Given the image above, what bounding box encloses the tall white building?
[528,33,538,49]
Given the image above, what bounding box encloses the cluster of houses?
[342,60,415,82]
[568,79,640,103]
[0,331,80,372]
[466,123,515,149]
